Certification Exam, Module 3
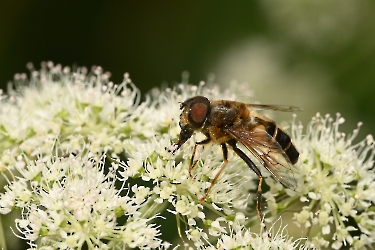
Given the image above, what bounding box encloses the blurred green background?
[1,1,375,138]
[0,1,375,249]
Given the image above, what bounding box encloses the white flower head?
[263,113,375,249]
[1,61,143,164]
[1,62,374,249]
[3,150,164,249]
[205,218,309,250]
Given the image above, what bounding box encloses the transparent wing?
[247,104,302,112]
[224,126,297,190]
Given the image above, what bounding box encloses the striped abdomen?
[265,123,299,164]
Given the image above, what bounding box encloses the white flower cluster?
[3,151,164,249]
[0,62,374,249]
[0,62,142,165]
[264,113,375,249]
[204,219,308,250]
[298,113,375,249]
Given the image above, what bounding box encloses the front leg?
[189,137,211,178]
[199,143,229,203]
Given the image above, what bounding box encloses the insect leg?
[198,143,228,203]
[227,140,271,239]
[189,137,211,178]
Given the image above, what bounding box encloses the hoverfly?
[168,95,300,237]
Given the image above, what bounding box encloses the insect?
[168,95,300,237]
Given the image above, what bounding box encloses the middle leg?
[227,139,271,238]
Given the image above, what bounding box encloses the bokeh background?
[1,1,375,249]
[1,1,375,138]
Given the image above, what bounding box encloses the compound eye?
[188,97,210,128]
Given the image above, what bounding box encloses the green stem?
[0,215,7,250]
[139,194,169,219]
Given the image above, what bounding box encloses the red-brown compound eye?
[187,96,210,128]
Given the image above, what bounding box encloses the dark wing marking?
[224,127,297,190]
[247,104,302,112]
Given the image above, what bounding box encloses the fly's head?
[168,96,211,153]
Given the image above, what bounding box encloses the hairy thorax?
[202,100,255,144]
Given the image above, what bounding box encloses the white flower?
[2,62,374,249]
[263,113,375,249]
[0,62,143,164]
[205,219,309,250]
[2,149,164,249]
[208,217,228,236]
